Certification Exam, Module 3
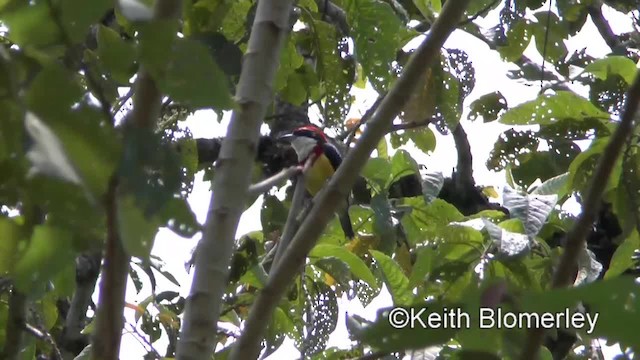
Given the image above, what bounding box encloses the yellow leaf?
[482,186,499,198]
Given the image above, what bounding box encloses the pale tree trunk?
[176,1,295,359]
[229,0,472,359]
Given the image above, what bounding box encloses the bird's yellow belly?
[304,155,336,196]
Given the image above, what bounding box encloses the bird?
[278,124,355,239]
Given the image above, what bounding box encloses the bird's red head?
[292,125,328,143]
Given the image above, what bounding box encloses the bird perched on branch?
[278,125,355,239]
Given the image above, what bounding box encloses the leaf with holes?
[531,12,568,64]
[499,91,610,125]
[344,0,409,92]
[313,20,353,125]
[502,186,557,238]
[468,91,507,122]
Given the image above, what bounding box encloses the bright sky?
[110,4,635,359]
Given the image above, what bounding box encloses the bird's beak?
[277,133,295,143]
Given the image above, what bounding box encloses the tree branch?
[177,1,295,359]
[520,70,640,359]
[58,253,102,357]
[24,322,63,360]
[228,1,471,359]
[91,1,182,359]
[587,1,621,52]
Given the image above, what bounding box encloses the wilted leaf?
[502,186,557,238]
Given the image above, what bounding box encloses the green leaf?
[117,195,160,259]
[362,157,392,190]
[408,127,436,154]
[497,19,532,61]
[309,243,378,289]
[60,0,112,43]
[388,150,419,188]
[499,91,610,125]
[370,250,413,305]
[26,63,84,122]
[344,0,408,92]
[40,292,59,330]
[408,246,434,287]
[313,20,353,124]
[1,2,60,48]
[355,302,460,351]
[468,91,507,122]
[522,276,640,349]
[0,217,23,275]
[531,12,568,63]
[261,194,289,235]
[605,230,640,279]
[160,38,233,110]
[531,172,569,198]
[13,225,75,294]
[274,36,304,91]
[96,25,137,84]
[584,55,638,85]
[565,137,612,195]
[137,20,179,77]
[158,197,201,238]
[371,193,396,254]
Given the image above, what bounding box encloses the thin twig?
[247,166,302,197]
[520,70,640,359]
[23,322,63,360]
[389,118,432,132]
[125,322,162,359]
[339,94,385,145]
[112,87,134,118]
